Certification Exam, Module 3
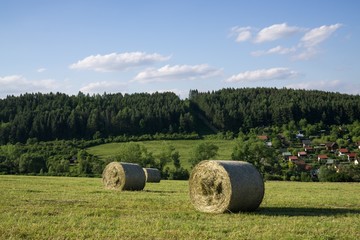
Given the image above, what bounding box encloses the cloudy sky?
[1,0,359,98]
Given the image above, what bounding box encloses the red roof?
[258,135,269,141]
[348,153,357,158]
[339,148,349,153]
[318,155,328,159]
[289,156,298,161]
[298,151,307,156]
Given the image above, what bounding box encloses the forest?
[0,91,195,144]
[189,88,360,132]
[1,88,360,144]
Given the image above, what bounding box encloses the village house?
[316,144,326,151]
[258,135,272,147]
[325,159,336,166]
[302,139,312,147]
[297,151,307,158]
[304,146,314,153]
[258,135,269,141]
[296,132,305,139]
[318,154,328,163]
[288,156,299,162]
[338,148,349,157]
[325,142,338,152]
[288,158,311,171]
[347,153,357,162]
[282,152,292,160]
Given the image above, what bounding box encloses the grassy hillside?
[1,175,359,239]
[87,139,236,170]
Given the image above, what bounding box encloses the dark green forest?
[1,88,360,144]
[189,88,360,132]
[0,91,195,144]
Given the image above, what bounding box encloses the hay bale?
[102,162,146,191]
[189,160,264,213]
[143,168,161,183]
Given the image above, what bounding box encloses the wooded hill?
[1,88,360,144]
[189,88,360,132]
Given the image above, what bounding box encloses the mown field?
[0,175,359,239]
[87,139,236,170]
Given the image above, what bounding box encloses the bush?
[318,165,354,182]
[318,166,336,182]
[189,142,219,167]
[168,167,189,180]
[264,173,283,181]
[300,172,311,182]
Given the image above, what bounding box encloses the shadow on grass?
[257,206,360,217]
[143,190,178,194]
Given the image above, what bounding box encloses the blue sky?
[1,0,359,98]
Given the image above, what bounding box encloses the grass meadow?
[0,175,359,239]
[87,139,236,170]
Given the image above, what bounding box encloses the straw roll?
[143,168,161,183]
[102,162,146,191]
[189,160,264,213]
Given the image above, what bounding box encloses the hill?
[189,88,360,132]
[1,87,360,144]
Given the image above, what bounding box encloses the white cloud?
[267,46,296,55]
[232,23,341,60]
[225,67,298,83]
[69,52,171,72]
[255,23,302,43]
[80,81,128,94]
[251,45,296,56]
[292,48,318,61]
[0,75,59,98]
[230,26,252,42]
[0,75,22,85]
[300,24,342,48]
[133,64,223,83]
[37,68,46,73]
[293,24,342,60]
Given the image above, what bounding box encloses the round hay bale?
[102,162,146,191]
[143,168,161,183]
[189,160,264,213]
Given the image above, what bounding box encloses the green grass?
[1,175,359,239]
[87,139,236,169]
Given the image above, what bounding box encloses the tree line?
[0,139,190,179]
[0,91,195,144]
[1,88,360,144]
[189,88,360,132]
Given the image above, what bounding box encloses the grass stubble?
[0,175,359,239]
